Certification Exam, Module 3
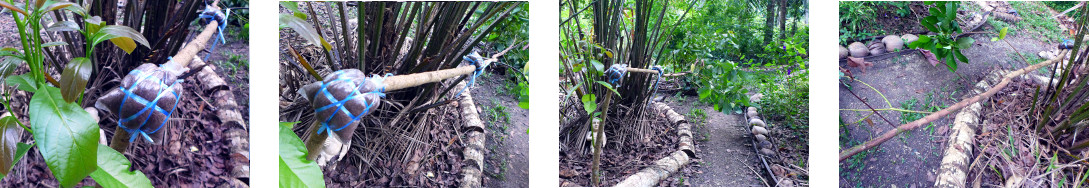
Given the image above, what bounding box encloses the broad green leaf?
[518,95,529,109]
[954,49,969,64]
[89,144,153,188]
[43,1,74,12]
[945,52,958,72]
[63,3,86,17]
[595,81,621,96]
[581,94,597,114]
[589,59,604,74]
[0,56,24,81]
[59,58,91,103]
[908,35,931,49]
[280,2,299,13]
[0,1,27,16]
[294,12,308,20]
[42,41,68,48]
[922,17,939,33]
[0,115,24,178]
[279,122,325,188]
[998,27,1008,40]
[955,37,974,49]
[29,86,99,188]
[91,26,151,54]
[280,14,333,51]
[5,74,37,92]
[46,21,80,32]
[84,16,103,34]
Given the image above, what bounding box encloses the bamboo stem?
[303,121,327,161]
[840,50,1070,161]
[108,127,131,152]
[591,92,613,186]
[383,65,476,91]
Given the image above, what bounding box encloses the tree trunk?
[778,0,787,41]
[763,0,775,46]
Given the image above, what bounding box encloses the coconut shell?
[839,45,849,59]
[747,107,757,114]
[868,42,886,55]
[298,69,385,141]
[752,126,769,135]
[755,134,767,142]
[94,63,183,144]
[848,42,868,57]
[901,34,919,45]
[746,110,758,118]
[882,35,904,52]
[758,140,773,149]
[760,148,776,156]
[749,118,766,127]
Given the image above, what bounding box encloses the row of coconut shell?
[839,34,919,59]
[746,94,775,158]
[613,102,695,187]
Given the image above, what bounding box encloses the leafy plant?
[0,0,154,186]
[279,122,324,188]
[908,1,972,72]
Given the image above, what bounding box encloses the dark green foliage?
[909,1,971,72]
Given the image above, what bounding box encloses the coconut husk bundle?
[95,63,186,145]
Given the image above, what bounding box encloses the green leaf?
[280,14,333,51]
[581,94,597,114]
[945,52,958,72]
[89,145,152,188]
[0,115,24,178]
[589,59,604,74]
[595,81,621,96]
[0,56,24,81]
[91,26,151,54]
[954,49,969,64]
[279,122,325,188]
[62,3,87,17]
[29,86,99,188]
[909,35,931,49]
[46,21,80,32]
[0,1,27,16]
[280,2,300,13]
[5,74,37,92]
[998,27,1008,40]
[59,58,91,103]
[84,16,104,34]
[42,1,75,12]
[955,37,974,49]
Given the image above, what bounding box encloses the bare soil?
[663,95,767,187]
[839,13,1057,188]
[471,73,529,188]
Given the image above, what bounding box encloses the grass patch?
[1005,2,1068,43]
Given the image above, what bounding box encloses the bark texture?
[614,102,695,186]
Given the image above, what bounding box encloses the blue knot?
[455,52,487,98]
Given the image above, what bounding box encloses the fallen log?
[188,57,249,181]
[840,50,1070,161]
[614,102,695,186]
[934,70,1005,188]
[456,82,486,188]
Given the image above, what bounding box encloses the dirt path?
[839,29,1052,187]
[664,96,766,187]
[470,73,529,187]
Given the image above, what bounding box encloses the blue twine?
[198,5,229,60]
[649,66,663,100]
[116,64,182,143]
[313,71,389,137]
[454,53,487,98]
